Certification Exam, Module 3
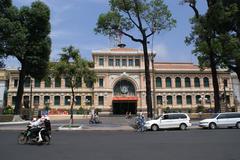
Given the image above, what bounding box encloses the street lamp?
[150,52,156,118]
[30,78,33,109]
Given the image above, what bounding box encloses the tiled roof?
[110,48,138,52]
[154,62,200,70]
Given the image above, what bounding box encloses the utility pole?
[151,26,156,118]
[151,53,156,118]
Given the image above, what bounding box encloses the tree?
[214,0,240,81]
[50,46,97,125]
[0,0,51,115]
[183,0,222,113]
[95,0,176,118]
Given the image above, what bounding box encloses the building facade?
[6,47,235,114]
[0,69,8,109]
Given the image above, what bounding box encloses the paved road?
[0,129,239,160]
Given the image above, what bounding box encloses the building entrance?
[112,101,137,115]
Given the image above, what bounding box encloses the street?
[0,129,239,160]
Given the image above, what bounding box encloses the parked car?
[144,113,192,131]
[199,112,240,129]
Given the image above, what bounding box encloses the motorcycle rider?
[29,116,46,142]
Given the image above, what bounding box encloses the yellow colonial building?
[6,47,235,114]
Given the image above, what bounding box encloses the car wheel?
[151,124,159,131]
[236,122,240,129]
[209,122,216,129]
[179,123,187,130]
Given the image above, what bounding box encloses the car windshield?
[211,113,219,118]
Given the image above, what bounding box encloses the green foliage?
[0,1,51,78]
[0,1,51,114]
[196,105,204,113]
[44,103,51,111]
[95,0,176,39]
[95,0,176,118]
[163,107,171,113]
[76,107,90,115]
[2,105,14,115]
[49,46,96,123]
[49,46,97,89]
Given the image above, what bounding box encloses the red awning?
[112,96,138,101]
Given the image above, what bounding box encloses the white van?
[144,113,191,131]
[199,112,240,129]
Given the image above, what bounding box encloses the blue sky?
[6,0,207,68]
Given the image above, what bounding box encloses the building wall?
[231,73,240,112]
[6,47,235,113]
[0,69,7,108]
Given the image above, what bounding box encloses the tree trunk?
[209,52,221,113]
[14,63,26,115]
[70,86,75,125]
[142,38,153,118]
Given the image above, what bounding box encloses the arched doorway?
[112,80,137,115]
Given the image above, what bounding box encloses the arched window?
[156,77,162,88]
[204,77,209,87]
[75,96,81,106]
[167,96,172,105]
[175,77,181,88]
[76,77,82,88]
[177,95,182,105]
[54,96,60,106]
[45,77,51,88]
[166,77,172,88]
[65,78,71,88]
[65,96,71,105]
[194,77,200,87]
[205,95,211,104]
[196,95,201,104]
[34,78,41,88]
[114,80,136,96]
[186,95,192,105]
[157,96,162,105]
[55,77,61,88]
[24,77,31,87]
[44,96,50,104]
[33,96,40,105]
[185,77,191,88]
[223,79,228,87]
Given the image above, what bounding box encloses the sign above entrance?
[112,96,138,101]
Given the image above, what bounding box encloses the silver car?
[199,112,240,129]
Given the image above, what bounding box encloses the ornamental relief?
[109,73,140,90]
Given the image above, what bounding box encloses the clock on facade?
[120,86,129,94]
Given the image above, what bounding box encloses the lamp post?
[30,78,33,109]
[151,53,156,118]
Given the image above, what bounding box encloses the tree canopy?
[50,46,96,124]
[0,0,51,114]
[95,0,176,118]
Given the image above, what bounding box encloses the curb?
[0,121,30,126]
[57,125,135,131]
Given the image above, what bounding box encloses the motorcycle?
[89,116,102,124]
[18,119,51,145]
[134,116,146,132]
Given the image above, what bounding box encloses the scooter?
[89,117,102,124]
[18,119,51,145]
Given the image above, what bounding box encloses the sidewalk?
[0,116,201,131]
[0,121,30,126]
